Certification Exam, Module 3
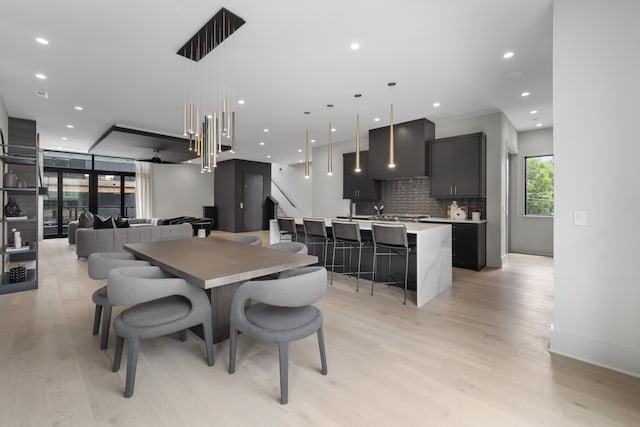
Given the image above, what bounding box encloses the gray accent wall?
[552,0,640,377]
[509,128,553,256]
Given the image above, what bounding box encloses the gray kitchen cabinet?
[343,151,380,200]
[429,132,486,198]
[368,118,435,179]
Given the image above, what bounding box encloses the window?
[525,155,554,216]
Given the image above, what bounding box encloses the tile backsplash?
[354,177,486,219]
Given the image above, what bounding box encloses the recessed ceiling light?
[74,106,83,111]
[536,123,543,127]
[61,137,68,141]
[35,37,49,45]
[35,73,47,80]
[238,99,245,105]
[310,139,315,143]
[259,142,265,146]
[374,117,380,122]
[299,160,303,163]
[350,42,360,50]
[263,128,269,133]
[433,102,440,107]
[56,146,64,150]
[503,51,515,59]
[298,149,302,153]
[267,155,271,158]
[66,124,74,129]
[521,91,531,97]
[530,110,538,114]
[331,128,336,132]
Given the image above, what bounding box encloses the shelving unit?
[0,143,38,295]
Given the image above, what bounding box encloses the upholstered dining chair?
[228,266,328,404]
[229,235,263,246]
[267,241,308,254]
[88,252,150,350]
[107,266,214,398]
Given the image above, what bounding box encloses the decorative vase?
[4,171,17,188]
[4,197,22,217]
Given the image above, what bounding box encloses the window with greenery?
[525,155,554,216]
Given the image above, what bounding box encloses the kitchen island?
[269,219,452,307]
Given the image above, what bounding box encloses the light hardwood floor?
[1,235,639,426]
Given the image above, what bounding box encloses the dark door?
[242,173,263,231]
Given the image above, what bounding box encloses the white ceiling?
[0,0,553,165]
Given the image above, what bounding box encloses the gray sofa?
[75,223,193,258]
[68,218,155,244]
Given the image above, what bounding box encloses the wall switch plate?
[574,210,587,226]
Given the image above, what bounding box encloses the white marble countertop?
[292,218,451,234]
[418,217,488,224]
[336,215,487,224]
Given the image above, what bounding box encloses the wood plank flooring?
[0,235,639,426]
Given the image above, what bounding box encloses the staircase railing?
[271,179,296,208]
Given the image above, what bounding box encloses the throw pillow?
[78,211,94,228]
[114,215,130,228]
[94,216,114,229]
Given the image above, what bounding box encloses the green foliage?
[526,156,554,216]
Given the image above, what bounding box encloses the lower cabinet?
[423,221,486,271]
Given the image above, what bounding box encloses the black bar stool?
[371,222,411,305]
[277,217,298,242]
[331,220,373,291]
[302,218,329,267]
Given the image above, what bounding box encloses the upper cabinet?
[429,132,486,198]
[343,151,380,200]
[368,118,435,180]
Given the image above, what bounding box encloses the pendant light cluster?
[177,8,245,173]
[304,111,311,178]
[387,82,396,169]
[327,104,334,176]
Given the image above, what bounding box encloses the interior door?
[242,173,263,231]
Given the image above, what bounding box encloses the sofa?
[75,222,193,258]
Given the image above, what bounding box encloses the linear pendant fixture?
[327,104,333,176]
[388,82,396,169]
[354,93,362,173]
[304,111,311,179]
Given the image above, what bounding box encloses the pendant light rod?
[304,111,311,179]
[327,104,334,176]
[354,94,362,173]
[388,82,396,169]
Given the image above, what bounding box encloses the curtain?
[135,161,153,219]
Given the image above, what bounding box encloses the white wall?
[311,136,369,218]
[271,162,312,217]
[551,0,640,376]
[509,128,553,255]
[150,163,214,219]
[436,112,506,268]
[0,93,8,144]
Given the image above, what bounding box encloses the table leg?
[190,282,242,343]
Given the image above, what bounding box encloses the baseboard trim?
[550,329,640,378]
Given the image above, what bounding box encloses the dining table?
[124,237,318,342]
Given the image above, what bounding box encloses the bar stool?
[330,220,372,291]
[277,217,298,242]
[371,222,411,305]
[302,218,329,267]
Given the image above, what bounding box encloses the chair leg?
[356,244,362,292]
[228,329,237,374]
[404,248,409,305]
[323,238,328,268]
[179,329,188,342]
[92,304,102,336]
[113,335,124,372]
[124,337,140,398]
[371,247,377,296]
[330,240,337,285]
[317,327,328,375]
[100,305,112,350]
[203,320,214,367]
[278,342,289,404]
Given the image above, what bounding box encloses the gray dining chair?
[228,266,328,404]
[267,241,308,254]
[371,222,411,305]
[88,252,150,350]
[108,265,214,398]
[229,235,263,246]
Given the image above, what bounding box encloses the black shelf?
[3,241,38,255]
[0,268,37,295]
[1,187,37,193]
[0,155,37,166]
[1,217,37,223]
